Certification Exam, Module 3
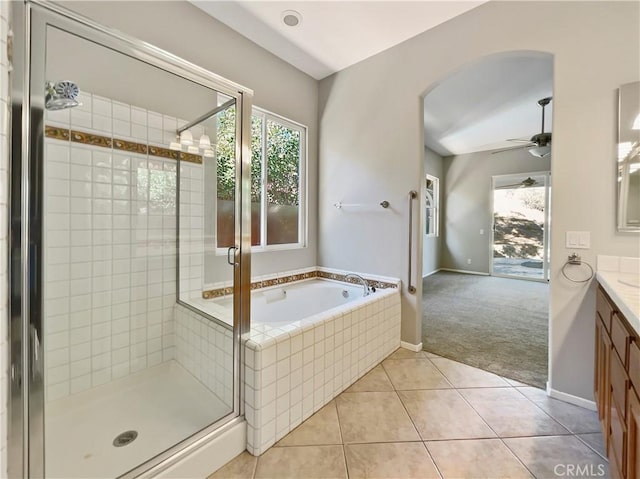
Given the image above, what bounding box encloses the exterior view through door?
[491,172,551,281]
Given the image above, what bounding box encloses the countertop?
[597,270,640,336]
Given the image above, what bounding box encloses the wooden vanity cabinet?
[629,387,640,479]
[594,285,639,478]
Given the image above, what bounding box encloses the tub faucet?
[345,273,371,297]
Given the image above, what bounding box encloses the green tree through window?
[215,106,305,247]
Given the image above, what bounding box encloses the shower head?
[45,81,81,110]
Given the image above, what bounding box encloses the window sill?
[214,243,306,256]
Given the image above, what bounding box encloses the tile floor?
[209,349,607,479]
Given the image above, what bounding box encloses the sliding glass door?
[491,172,551,281]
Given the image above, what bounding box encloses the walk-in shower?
[9,2,252,477]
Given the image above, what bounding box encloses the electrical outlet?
[467,259,472,265]
[479,229,484,235]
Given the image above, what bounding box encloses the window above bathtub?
[216,106,307,252]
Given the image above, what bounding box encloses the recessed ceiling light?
[282,10,302,27]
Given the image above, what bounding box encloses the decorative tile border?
[45,125,202,164]
[202,268,397,299]
[316,270,397,291]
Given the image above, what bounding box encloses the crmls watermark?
[553,464,607,477]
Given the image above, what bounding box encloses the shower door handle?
[227,246,238,266]
[31,326,43,380]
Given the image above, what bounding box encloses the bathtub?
[215,279,365,326]
[180,270,402,456]
[242,275,401,456]
[188,279,369,327]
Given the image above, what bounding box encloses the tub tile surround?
[174,304,233,408]
[596,255,640,333]
[244,285,401,456]
[210,352,607,479]
[202,266,400,299]
[42,90,207,402]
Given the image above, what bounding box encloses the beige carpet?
[422,271,548,388]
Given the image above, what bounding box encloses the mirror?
[618,81,640,232]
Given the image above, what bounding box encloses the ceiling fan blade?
[506,138,533,143]
[496,181,540,190]
[491,143,535,154]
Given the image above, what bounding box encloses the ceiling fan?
[495,176,540,189]
[492,97,553,157]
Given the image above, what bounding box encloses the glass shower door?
[10,3,251,477]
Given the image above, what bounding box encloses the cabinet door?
[601,327,612,452]
[596,319,602,417]
[628,390,640,479]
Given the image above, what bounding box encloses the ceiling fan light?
[529,145,551,158]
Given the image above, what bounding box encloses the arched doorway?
[420,51,553,388]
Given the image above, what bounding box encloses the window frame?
[425,174,439,238]
[215,106,307,254]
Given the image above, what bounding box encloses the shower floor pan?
[45,360,230,478]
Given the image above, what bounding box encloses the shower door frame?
[9,1,253,477]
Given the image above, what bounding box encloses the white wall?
[318,1,640,401]
[0,1,9,473]
[440,148,551,273]
[422,147,442,276]
[63,0,319,279]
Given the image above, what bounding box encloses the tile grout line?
[451,373,606,476]
[450,379,539,478]
[250,452,258,479]
[332,394,351,479]
[572,433,608,461]
[425,355,512,388]
[498,438,540,479]
[511,386,579,435]
[331,400,350,479]
[392,375,444,478]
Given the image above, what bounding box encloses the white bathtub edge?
[400,341,423,352]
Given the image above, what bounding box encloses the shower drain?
[113,430,138,447]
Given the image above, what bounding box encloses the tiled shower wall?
[0,1,10,473]
[42,90,207,401]
[174,304,233,408]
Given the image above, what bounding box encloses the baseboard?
[440,268,489,276]
[154,419,246,478]
[422,268,441,278]
[400,341,423,352]
[548,388,597,411]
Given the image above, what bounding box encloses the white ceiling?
[424,52,554,157]
[191,1,485,80]
[191,2,552,158]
